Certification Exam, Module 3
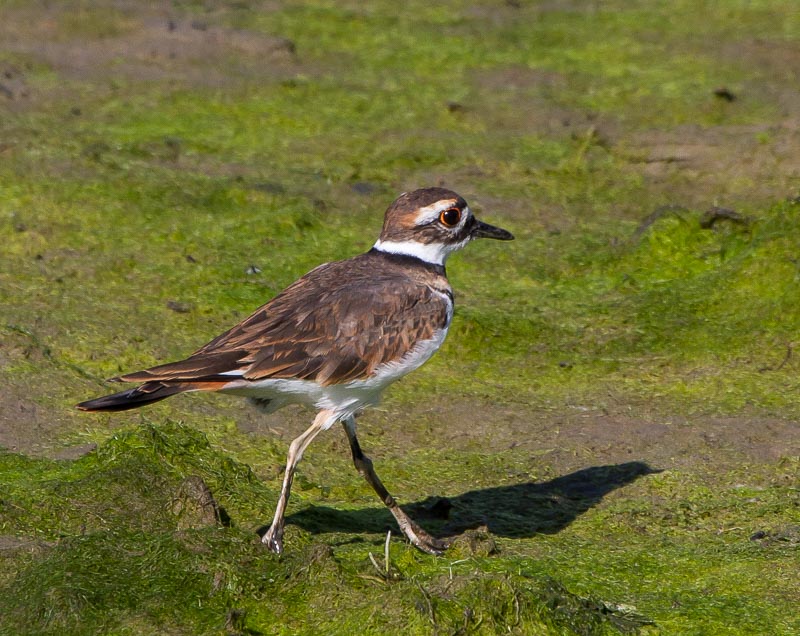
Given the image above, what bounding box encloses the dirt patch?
[234,394,800,483]
[0,3,299,93]
[416,397,800,476]
[0,535,54,556]
[473,43,800,213]
[472,66,620,142]
[0,352,103,459]
[0,395,70,456]
[529,410,800,471]
[0,397,46,454]
[719,37,800,116]
[619,123,800,209]
[519,409,794,472]
[0,65,30,101]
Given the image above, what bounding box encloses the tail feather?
[76,382,187,412]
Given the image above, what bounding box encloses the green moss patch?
[2,1,799,634]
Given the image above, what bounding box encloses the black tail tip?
[75,399,121,412]
[76,391,143,412]
[76,384,183,412]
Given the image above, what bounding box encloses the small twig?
[571,125,597,168]
[368,552,383,577]
[629,205,688,244]
[358,573,389,585]
[699,206,751,230]
[416,581,437,630]
[384,530,391,578]
[368,531,395,581]
[759,343,793,372]
[716,526,743,534]
[503,577,521,628]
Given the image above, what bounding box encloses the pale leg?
[262,409,333,554]
[342,415,448,555]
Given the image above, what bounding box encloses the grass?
[1,0,799,634]
[0,423,660,635]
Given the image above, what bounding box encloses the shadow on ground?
[287,461,656,540]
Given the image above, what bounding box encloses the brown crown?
[379,188,468,244]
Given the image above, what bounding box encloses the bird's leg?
[262,409,333,554]
[342,415,448,556]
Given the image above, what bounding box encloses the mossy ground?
[1,1,799,634]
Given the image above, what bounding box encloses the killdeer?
[78,187,513,555]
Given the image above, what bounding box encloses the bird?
[77,187,514,555]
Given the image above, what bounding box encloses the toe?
[262,530,284,554]
[412,533,449,556]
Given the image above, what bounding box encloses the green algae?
[1,1,800,634]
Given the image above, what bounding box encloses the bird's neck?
[372,238,457,268]
[368,245,448,277]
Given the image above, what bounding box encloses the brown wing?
[118,253,451,387]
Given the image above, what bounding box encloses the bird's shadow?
[286,461,657,539]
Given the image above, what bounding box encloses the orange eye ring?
[439,207,462,227]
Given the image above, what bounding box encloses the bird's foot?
[413,533,449,556]
[261,524,284,554]
[401,519,449,556]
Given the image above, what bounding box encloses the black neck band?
[368,247,447,277]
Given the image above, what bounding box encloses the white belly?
[221,326,449,428]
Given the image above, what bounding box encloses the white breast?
[221,305,452,428]
[221,289,454,427]
[221,326,449,428]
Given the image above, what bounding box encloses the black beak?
[471,219,514,241]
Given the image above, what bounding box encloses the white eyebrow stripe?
[414,199,459,225]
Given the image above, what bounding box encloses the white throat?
[373,238,469,266]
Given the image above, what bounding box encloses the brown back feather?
[118,251,451,387]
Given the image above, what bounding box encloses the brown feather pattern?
[116,250,452,388]
[378,188,470,245]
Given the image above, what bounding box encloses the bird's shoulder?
[181,250,452,384]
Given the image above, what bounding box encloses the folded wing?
[78,256,451,412]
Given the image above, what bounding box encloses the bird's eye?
[439,208,462,227]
